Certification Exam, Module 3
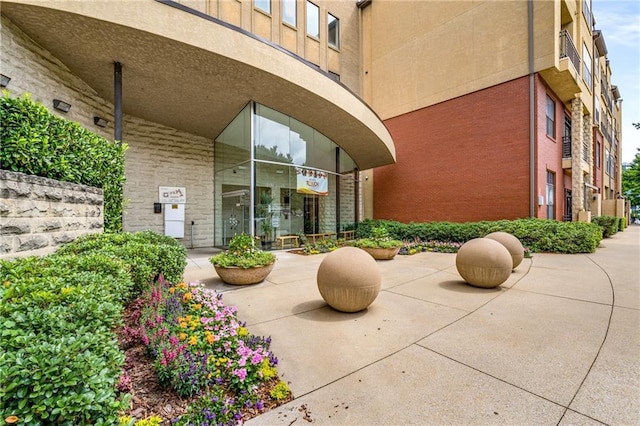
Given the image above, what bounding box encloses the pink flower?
[233,368,247,381]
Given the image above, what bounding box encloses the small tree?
[623,148,640,219]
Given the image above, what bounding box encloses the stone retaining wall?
[0,170,103,260]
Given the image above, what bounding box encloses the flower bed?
[121,277,291,424]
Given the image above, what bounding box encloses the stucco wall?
[1,15,215,247]
[0,170,103,260]
[365,0,556,121]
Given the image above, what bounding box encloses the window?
[605,149,611,175]
[596,142,601,169]
[328,13,339,48]
[306,1,319,38]
[546,95,556,138]
[254,0,270,14]
[282,0,296,26]
[546,171,555,220]
[582,0,591,28]
[583,43,592,88]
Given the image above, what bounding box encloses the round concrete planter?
[317,247,382,312]
[455,238,512,288]
[484,231,524,269]
[359,246,401,260]
[214,263,274,285]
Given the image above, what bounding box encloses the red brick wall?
[534,75,564,220]
[374,76,531,223]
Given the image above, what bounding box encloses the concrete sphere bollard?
[317,246,382,312]
[485,231,525,269]
[455,238,512,288]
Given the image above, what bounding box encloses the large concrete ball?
[485,231,525,269]
[455,238,512,288]
[317,246,382,312]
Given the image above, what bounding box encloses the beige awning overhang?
[1,0,396,170]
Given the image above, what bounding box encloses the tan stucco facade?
[1,0,394,170]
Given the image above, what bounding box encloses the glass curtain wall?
[214,102,358,248]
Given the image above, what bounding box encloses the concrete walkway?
[183,227,640,425]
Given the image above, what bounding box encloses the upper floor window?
[583,43,592,88]
[595,141,601,169]
[328,13,339,48]
[582,0,592,29]
[254,0,270,14]
[546,95,556,138]
[306,1,320,38]
[282,0,296,26]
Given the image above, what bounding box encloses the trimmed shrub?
[0,93,127,232]
[55,230,187,292]
[0,254,133,424]
[0,230,187,423]
[592,216,619,238]
[356,218,603,254]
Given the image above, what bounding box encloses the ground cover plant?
[120,277,291,424]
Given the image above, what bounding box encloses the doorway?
[303,195,319,234]
[564,189,572,221]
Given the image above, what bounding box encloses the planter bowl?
[359,246,401,260]
[214,263,274,285]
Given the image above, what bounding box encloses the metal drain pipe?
[528,0,536,218]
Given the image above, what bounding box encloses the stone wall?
[2,15,215,248]
[0,170,103,260]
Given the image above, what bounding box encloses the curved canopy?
[2,0,396,170]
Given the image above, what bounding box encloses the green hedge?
[0,93,127,232]
[591,215,620,238]
[356,218,603,254]
[55,230,187,293]
[0,231,187,424]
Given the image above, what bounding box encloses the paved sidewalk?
[184,227,640,425]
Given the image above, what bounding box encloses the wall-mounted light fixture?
[0,74,10,88]
[93,116,108,127]
[53,99,71,113]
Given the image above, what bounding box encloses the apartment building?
[0,0,625,248]
[366,0,624,223]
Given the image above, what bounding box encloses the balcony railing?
[562,135,572,158]
[560,30,580,71]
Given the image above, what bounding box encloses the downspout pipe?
[528,0,535,218]
[114,62,123,144]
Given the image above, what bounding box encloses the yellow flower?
[205,332,214,344]
[5,416,19,425]
[183,293,193,302]
[188,335,198,346]
[179,321,187,328]
[169,287,175,294]
[177,282,187,289]
[193,303,202,310]
[238,326,249,337]
[179,332,187,341]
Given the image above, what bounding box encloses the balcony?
[560,30,580,71]
[540,30,581,103]
[562,135,572,158]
